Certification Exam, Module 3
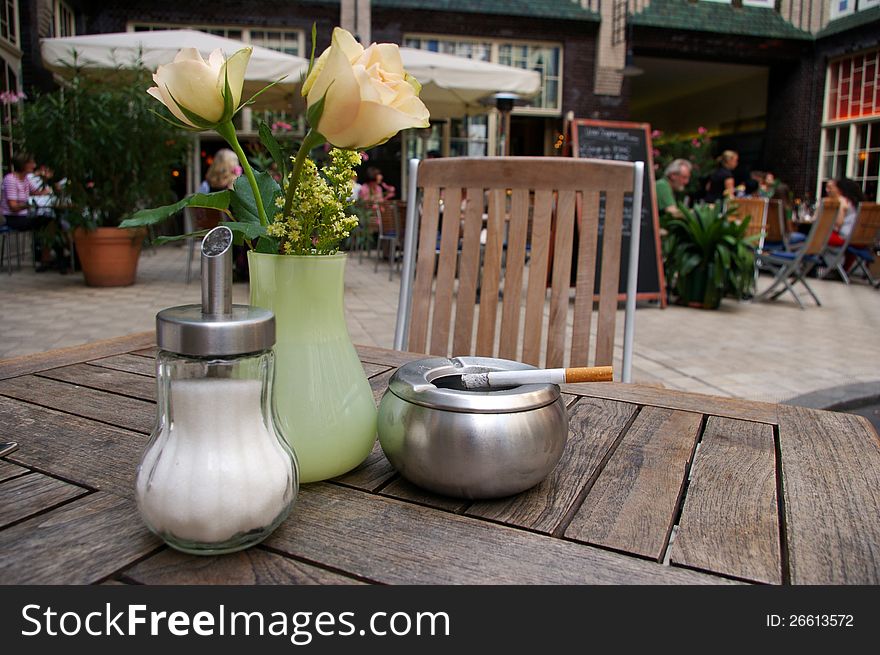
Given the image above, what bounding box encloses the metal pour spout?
[201,226,233,317]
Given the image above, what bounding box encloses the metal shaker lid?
[387,356,560,413]
[156,226,274,357]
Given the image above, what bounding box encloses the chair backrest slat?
[571,190,601,366]
[475,189,506,356]
[450,187,485,356]
[728,198,768,240]
[765,199,786,243]
[408,186,440,351]
[429,187,462,356]
[498,188,530,360]
[547,189,577,368]
[522,188,554,366]
[595,190,626,366]
[405,156,636,372]
[804,198,840,255]
[849,202,880,244]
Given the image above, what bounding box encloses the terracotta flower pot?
[73,227,146,287]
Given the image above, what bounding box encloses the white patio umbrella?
[40,30,309,111]
[399,47,542,119]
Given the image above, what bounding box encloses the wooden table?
[1,333,879,585]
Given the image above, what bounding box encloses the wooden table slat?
[331,440,396,491]
[0,332,155,381]
[0,472,90,529]
[670,416,782,584]
[467,397,638,534]
[564,406,703,561]
[380,477,470,513]
[355,345,422,368]
[0,460,29,483]
[123,547,365,585]
[0,375,155,434]
[1,338,877,585]
[0,396,147,498]
[777,405,880,584]
[563,382,779,425]
[0,492,159,584]
[362,362,391,379]
[265,483,736,585]
[39,363,156,402]
[87,354,156,377]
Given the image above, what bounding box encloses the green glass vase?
[248,252,377,483]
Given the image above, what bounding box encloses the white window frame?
[0,0,19,50]
[818,49,880,202]
[53,0,76,37]
[127,22,305,55]
[403,32,563,117]
[830,0,856,20]
[742,0,775,7]
[0,56,20,173]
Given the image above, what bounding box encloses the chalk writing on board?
[569,119,666,303]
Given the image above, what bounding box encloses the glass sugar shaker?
[135,226,298,555]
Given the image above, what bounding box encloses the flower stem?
[215,120,267,226]
[283,129,326,218]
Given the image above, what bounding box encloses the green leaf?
[220,220,267,241]
[259,121,289,180]
[306,89,328,130]
[255,235,280,254]
[119,191,231,228]
[222,64,236,121]
[154,230,210,245]
[307,23,318,78]
[229,171,282,225]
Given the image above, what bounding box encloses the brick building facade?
[5,0,880,201]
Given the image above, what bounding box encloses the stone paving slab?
[1,242,878,406]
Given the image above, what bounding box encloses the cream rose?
[148,47,251,128]
[302,28,430,149]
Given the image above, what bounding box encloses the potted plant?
[17,65,186,286]
[661,202,755,309]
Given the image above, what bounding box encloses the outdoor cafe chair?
[394,156,644,382]
[817,202,865,284]
[726,196,768,289]
[764,198,801,252]
[374,200,404,280]
[754,198,840,309]
[843,201,880,288]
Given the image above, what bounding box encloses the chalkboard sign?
[569,119,666,306]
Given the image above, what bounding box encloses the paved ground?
[1,241,878,406]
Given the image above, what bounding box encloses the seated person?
[825,177,865,250]
[1,152,38,229]
[655,159,692,219]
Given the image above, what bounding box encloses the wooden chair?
[727,197,768,244]
[844,201,880,287]
[727,197,768,290]
[394,156,644,382]
[374,200,403,280]
[754,198,840,309]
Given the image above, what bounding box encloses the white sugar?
[137,378,293,543]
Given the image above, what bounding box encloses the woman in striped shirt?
[1,152,38,230]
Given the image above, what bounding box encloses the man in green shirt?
[656,159,692,218]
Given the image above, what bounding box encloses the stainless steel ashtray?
[377,356,568,499]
